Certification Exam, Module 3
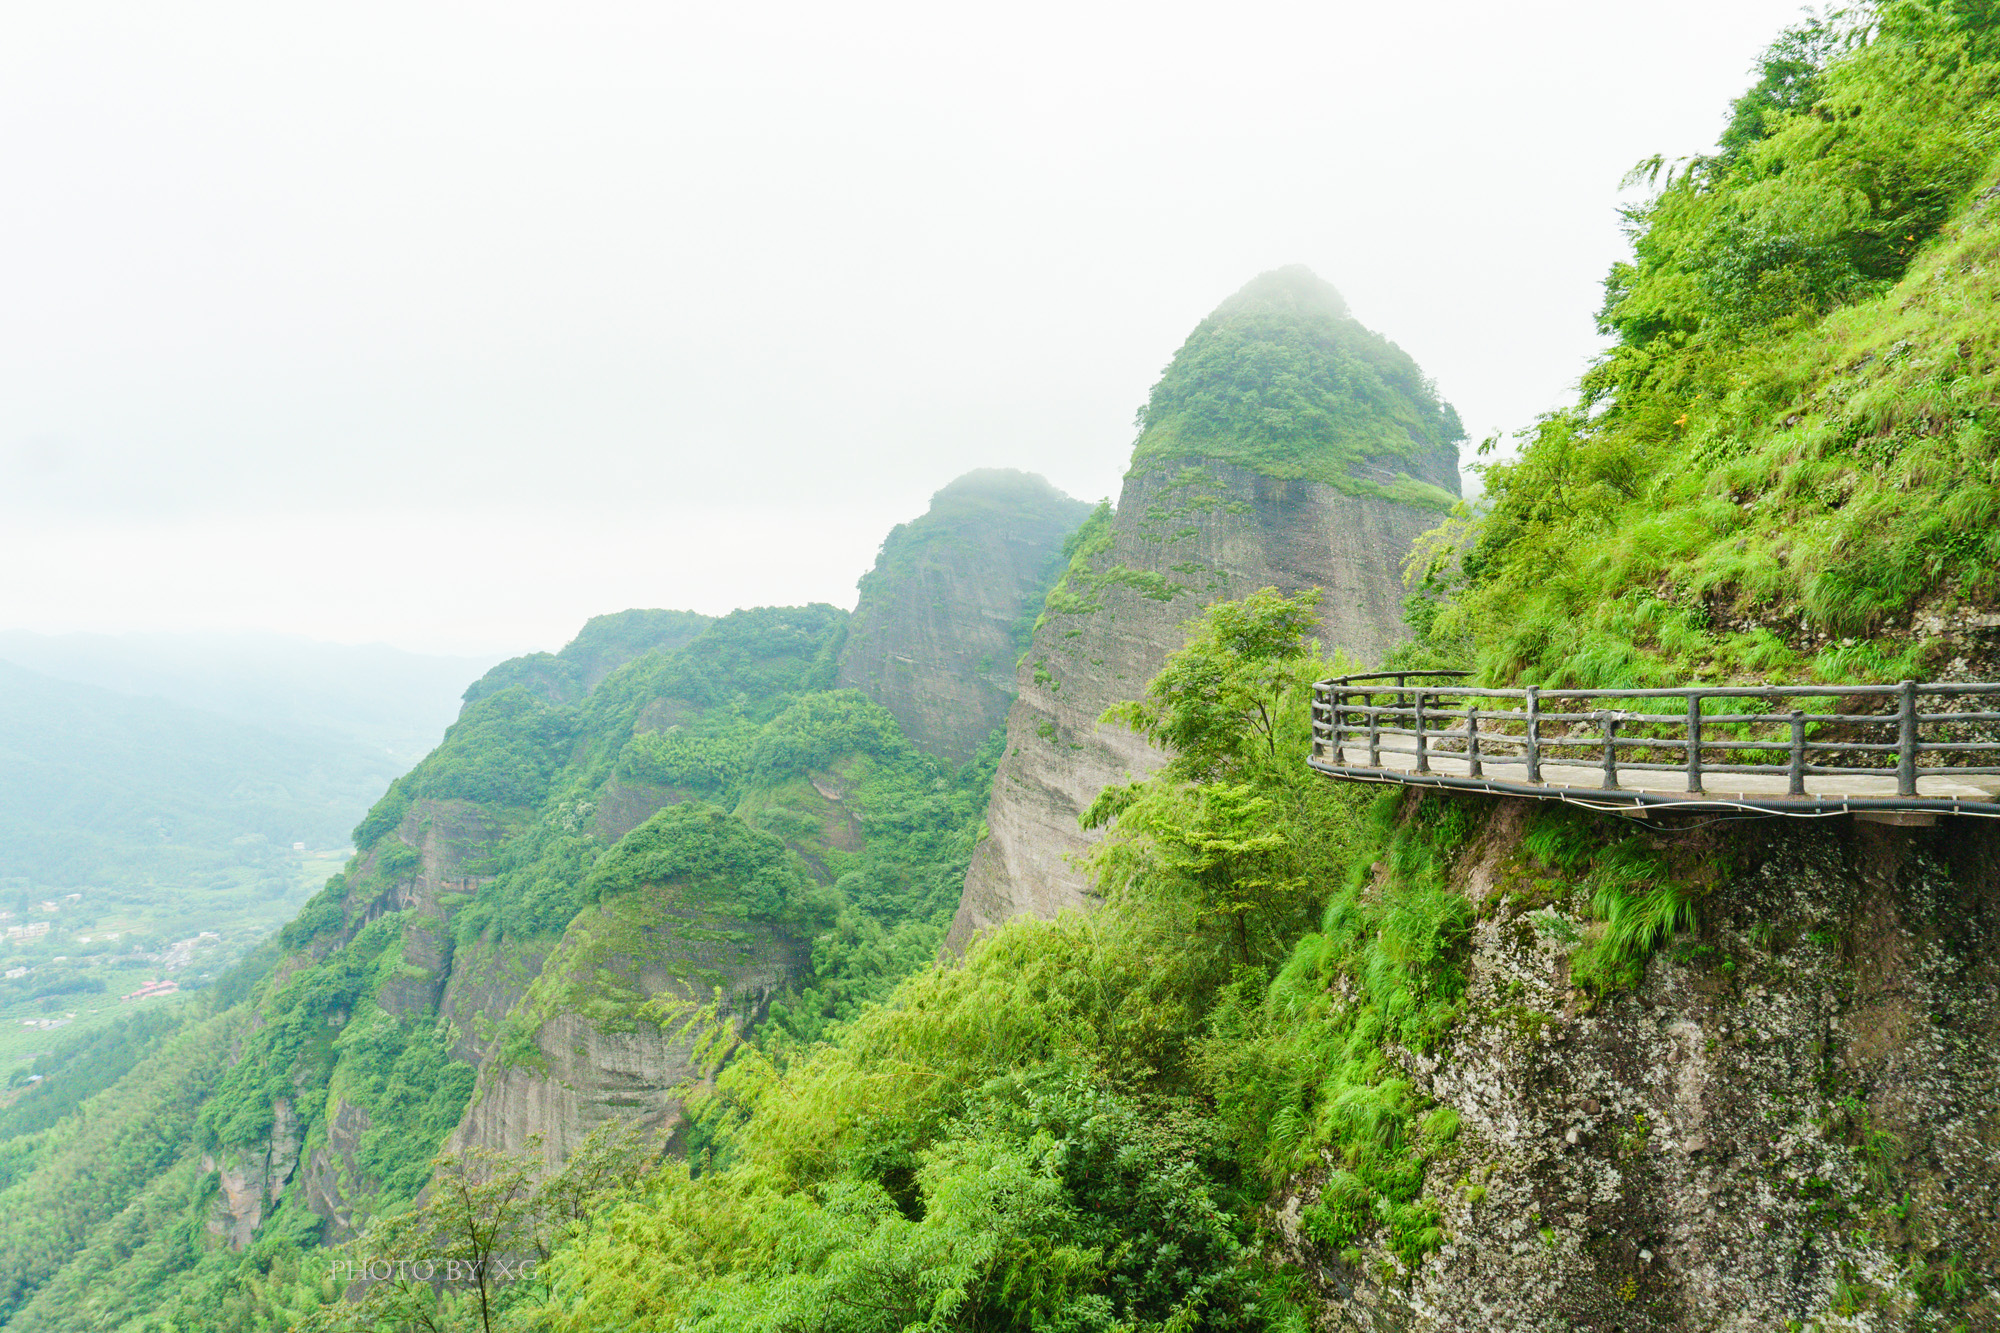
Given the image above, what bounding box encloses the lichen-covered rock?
[1277,802,2000,1331]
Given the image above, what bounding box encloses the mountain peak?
[928,468,1076,510]
[838,473,1090,763]
[1129,266,1461,497]
[1210,264,1349,322]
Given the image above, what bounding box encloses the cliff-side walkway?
[1309,672,2000,822]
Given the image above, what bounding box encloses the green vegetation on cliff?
[507,590,1676,1331]
[0,595,1003,1332]
[0,589,1757,1332]
[1131,266,1463,506]
[837,469,1094,763]
[382,10,2000,1327]
[520,590,1361,1332]
[847,470,1092,658]
[1414,1,2000,687]
[460,609,712,709]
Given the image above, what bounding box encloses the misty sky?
[2,0,1813,657]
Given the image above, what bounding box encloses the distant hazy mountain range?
[0,630,499,764]
[0,632,502,888]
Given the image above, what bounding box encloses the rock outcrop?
[1276,798,2000,1330]
[445,835,808,1167]
[203,1098,301,1251]
[837,470,1091,765]
[277,796,502,1240]
[300,1097,373,1244]
[947,267,1463,951]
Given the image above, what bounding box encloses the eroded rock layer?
[445,888,805,1169]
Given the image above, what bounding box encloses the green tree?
[1088,589,1358,970]
[306,1124,659,1333]
[1102,586,1330,784]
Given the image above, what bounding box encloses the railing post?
[1897,679,1918,797]
[1763,686,1781,787]
[1467,703,1482,778]
[1788,711,1807,797]
[1685,693,1703,794]
[1600,711,1620,789]
[1367,694,1381,769]
[1525,686,1541,784]
[1414,689,1430,773]
[1322,687,1338,763]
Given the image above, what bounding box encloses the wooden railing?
[1308,671,2000,816]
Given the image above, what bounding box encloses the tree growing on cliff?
[1101,586,1329,786]
[1088,588,1362,970]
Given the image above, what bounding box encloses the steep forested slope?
[1413,0,2000,690]
[513,8,2000,1332]
[0,598,997,1330]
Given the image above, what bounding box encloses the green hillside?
[1413,2,2000,687]
[517,8,2000,1329]
[0,643,487,1069]
[0,601,998,1331]
[1130,265,1464,506]
[0,661,391,1054]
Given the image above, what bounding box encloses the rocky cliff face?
[1278,798,1999,1331]
[203,1098,300,1251]
[281,796,503,1241]
[947,268,1462,951]
[445,885,806,1168]
[837,469,1091,765]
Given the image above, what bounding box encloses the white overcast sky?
[2,0,1811,656]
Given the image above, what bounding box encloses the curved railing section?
[1308,671,2000,818]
